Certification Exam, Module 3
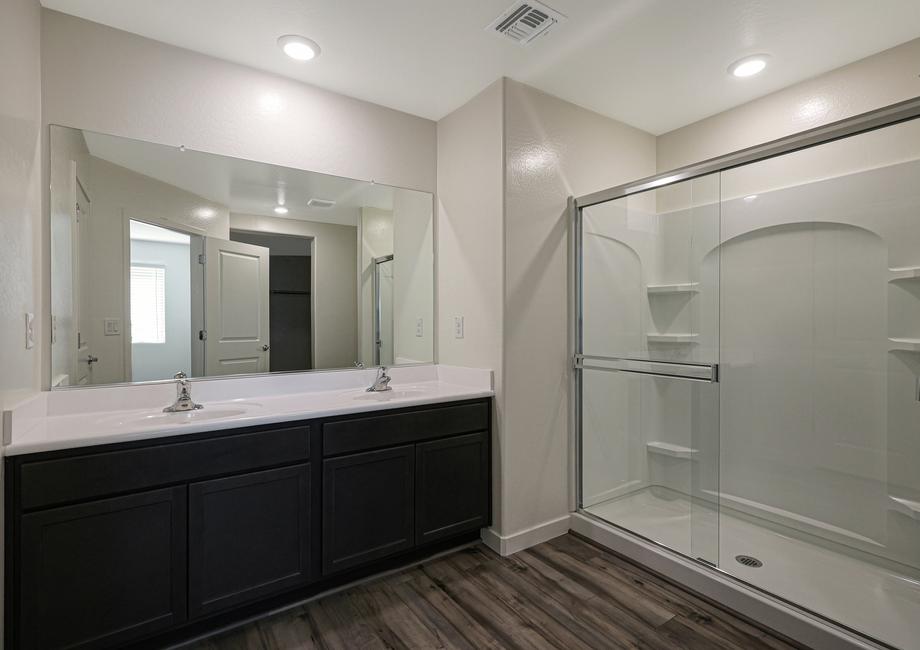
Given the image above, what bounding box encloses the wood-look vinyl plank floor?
[189,533,804,650]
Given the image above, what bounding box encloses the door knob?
[262,344,270,351]
[85,355,99,365]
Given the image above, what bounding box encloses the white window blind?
[130,265,166,343]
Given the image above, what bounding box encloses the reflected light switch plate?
[416,318,423,337]
[104,318,122,336]
[454,316,464,339]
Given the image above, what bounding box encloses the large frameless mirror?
[49,125,434,388]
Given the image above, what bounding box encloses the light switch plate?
[104,318,122,336]
[51,314,57,344]
[25,313,34,349]
[416,318,423,337]
[454,316,464,339]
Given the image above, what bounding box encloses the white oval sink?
[353,389,426,401]
[101,403,261,429]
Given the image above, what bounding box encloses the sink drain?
[735,554,763,568]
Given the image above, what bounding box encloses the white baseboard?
[480,514,571,556]
[570,512,883,650]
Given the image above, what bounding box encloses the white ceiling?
[83,130,406,226]
[41,0,920,134]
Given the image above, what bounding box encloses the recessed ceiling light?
[278,35,320,61]
[729,55,769,78]
[274,205,289,215]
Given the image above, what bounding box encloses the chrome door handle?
[85,355,99,365]
[574,354,718,382]
[262,344,270,351]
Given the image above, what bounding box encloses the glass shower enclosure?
[575,99,920,649]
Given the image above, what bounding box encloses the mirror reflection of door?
[230,231,313,373]
[128,220,202,382]
[203,237,271,376]
[374,255,394,366]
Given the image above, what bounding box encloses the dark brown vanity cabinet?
[188,464,312,617]
[18,487,188,650]
[323,446,415,574]
[416,431,490,545]
[5,398,491,649]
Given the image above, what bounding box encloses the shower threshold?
[584,487,920,650]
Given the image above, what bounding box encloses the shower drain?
[735,555,763,568]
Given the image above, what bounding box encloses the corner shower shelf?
[888,266,920,282]
[647,282,700,295]
[889,338,920,352]
[647,333,699,344]
[646,441,697,459]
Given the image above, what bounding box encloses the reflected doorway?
[231,230,314,372]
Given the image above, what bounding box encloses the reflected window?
[130,264,166,343]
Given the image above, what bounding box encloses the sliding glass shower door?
[577,105,920,649]
[579,172,721,566]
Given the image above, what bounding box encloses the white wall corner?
[480,513,571,556]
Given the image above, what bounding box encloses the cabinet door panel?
[323,446,414,574]
[20,487,187,650]
[189,464,311,617]
[416,431,490,545]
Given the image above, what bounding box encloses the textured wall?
[502,80,656,538]
[0,0,42,407]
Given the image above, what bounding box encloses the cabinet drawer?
[20,425,310,510]
[323,400,489,456]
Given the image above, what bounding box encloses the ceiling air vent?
[488,1,565,45]
[307,198,335,209]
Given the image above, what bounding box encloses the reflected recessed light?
[274,205,289,215]
[743,194,758,202]
[729,55,769,78]
[278,35,320,61]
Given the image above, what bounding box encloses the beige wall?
[0,0,42,409]
[41,11,437,193]
[658,38,920,171]
[501,80,656,537]
[230,213,358,369]
[392,188,434,364]
[436,80,505,527]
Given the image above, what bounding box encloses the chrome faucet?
[164,371,204,412]
[366,366,392,392]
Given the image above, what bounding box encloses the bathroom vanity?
[3,367,492,649]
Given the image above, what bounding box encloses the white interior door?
[204,238,270,376]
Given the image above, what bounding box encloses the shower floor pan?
[585,487,920,649]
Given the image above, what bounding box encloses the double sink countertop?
[1,365,493,456]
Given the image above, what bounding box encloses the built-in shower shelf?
[647,333,699,343]
[889,496,920,521]
[646,441,697,459]
[647,282,700,295]
[889,337,920,352]
[888,266,920,282]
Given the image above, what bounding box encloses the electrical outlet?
[24,312,35,349]
[415,318,423,337]
[454,316,464,339]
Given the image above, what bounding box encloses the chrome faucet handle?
[366,366,393,392]
[164,371,203,412]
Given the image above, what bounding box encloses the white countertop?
[2,364,493,456]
